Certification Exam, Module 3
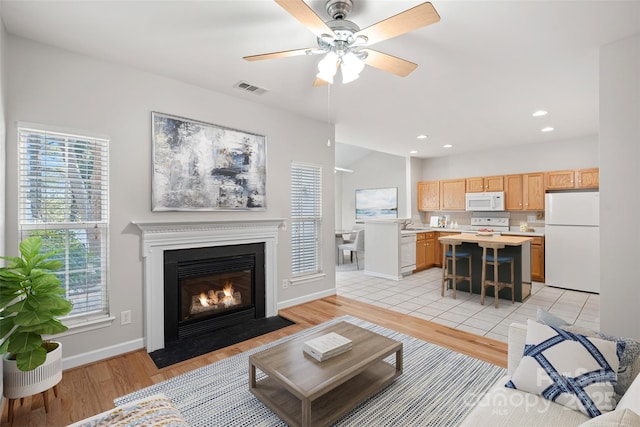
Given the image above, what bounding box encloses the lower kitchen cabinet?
[435,231,461,267]
[416,233,427,271]
[415,232,436,272]
[531,236,545,282]
[426,232,436,267]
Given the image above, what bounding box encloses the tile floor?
[335,263,600,342]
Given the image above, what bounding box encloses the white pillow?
[506,319,621,418]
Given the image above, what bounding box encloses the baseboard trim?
[62,338,145,371]
[277,288,336,310]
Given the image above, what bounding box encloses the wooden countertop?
[438,233,533,246]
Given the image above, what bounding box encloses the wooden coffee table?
[249,321,403,427]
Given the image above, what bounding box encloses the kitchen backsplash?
[416,211,546,231]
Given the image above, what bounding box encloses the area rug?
[116,316,506,426]
[149,316,295,368]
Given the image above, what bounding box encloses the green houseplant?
[0,236,73,371]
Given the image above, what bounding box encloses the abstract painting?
[152,112,266,211]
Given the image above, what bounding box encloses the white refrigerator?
[545,191,600,293]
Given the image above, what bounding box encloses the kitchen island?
[439,234,533,302]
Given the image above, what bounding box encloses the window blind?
[18,125,110,319]
[291,163,322,276]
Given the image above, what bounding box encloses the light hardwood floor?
[1,295,507,427]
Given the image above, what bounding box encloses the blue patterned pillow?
[506,320,622,418]
[562,324,640,398]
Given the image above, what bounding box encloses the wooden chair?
[479,242,515,308]
[338,229,365,269]
[441,240,472,299]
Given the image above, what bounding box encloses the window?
[290,163,322,276]
[18,124,109,322]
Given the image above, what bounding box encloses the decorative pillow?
[506,319,622,418]
[70,393,188,427]
[578,408,640,426]
[563,324,640,398]
[536,307,570,328]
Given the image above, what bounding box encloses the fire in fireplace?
[163,243,265,343]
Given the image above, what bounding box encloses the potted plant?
[0,235,73,401]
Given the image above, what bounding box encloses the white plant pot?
[2,341,63,399]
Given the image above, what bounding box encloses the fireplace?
[133,219,283,352]
[163,243,265,343]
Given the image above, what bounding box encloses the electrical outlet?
[282,279,289,289]
[527,215,536,223]
[120,310,132,325]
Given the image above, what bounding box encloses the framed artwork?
[355,187,398,219]
[151,112,266,211]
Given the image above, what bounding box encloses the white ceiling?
[1,0,639,165]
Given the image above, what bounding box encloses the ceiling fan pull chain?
[327,84,332,147]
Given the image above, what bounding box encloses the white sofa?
[460,323,640,427]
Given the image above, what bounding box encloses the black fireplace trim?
[163,243,266,343]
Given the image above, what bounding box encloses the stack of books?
[303,332,353,362]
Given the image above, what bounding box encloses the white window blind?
[291,163,322,276]
[18,125,110,320]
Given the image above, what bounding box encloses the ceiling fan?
[243,0,440,85]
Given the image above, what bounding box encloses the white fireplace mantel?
[132,219,285,352]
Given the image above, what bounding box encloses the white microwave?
[465,191,505,211]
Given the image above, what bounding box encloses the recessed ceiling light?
[443,144,453,148]
[417,134,428,140]
[409,150,418,154]
[541,127,554,132]
[532,110,548,117]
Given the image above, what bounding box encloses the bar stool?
[479,242,515,308]
[441,240,472,299]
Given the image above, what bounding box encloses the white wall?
[334,170,343,230]
[0,12,6,257]
[5,36,337,364]
[340,150,407,230]
[0,10,6,405]
[421,135,598,180]
[599,34,640,339]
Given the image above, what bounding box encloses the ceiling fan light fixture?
[317,50,339,83]
[340,51,365,84]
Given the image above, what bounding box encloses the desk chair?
[338,229,364,270]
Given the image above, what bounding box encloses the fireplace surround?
[133,219,284,352]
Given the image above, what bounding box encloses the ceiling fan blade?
[354,2,440,46]
[244,47,320,62]
[275,0,336,39]
[362,49,418,77]
[313,77,329,87]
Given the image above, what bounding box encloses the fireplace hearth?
[164,243,265,343]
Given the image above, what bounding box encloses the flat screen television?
[355,187,398,220]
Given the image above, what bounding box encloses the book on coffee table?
[303,332,352,362]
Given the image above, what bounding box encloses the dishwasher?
[400,233,417,275]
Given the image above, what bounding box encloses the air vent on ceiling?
[234,81,267,95]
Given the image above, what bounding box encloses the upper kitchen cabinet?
[575,168,599,188]
[418,181,439,211]
[545,168,599,190]
[505,173,544,211]
[440,179,466,210]
[466,175,504,193]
